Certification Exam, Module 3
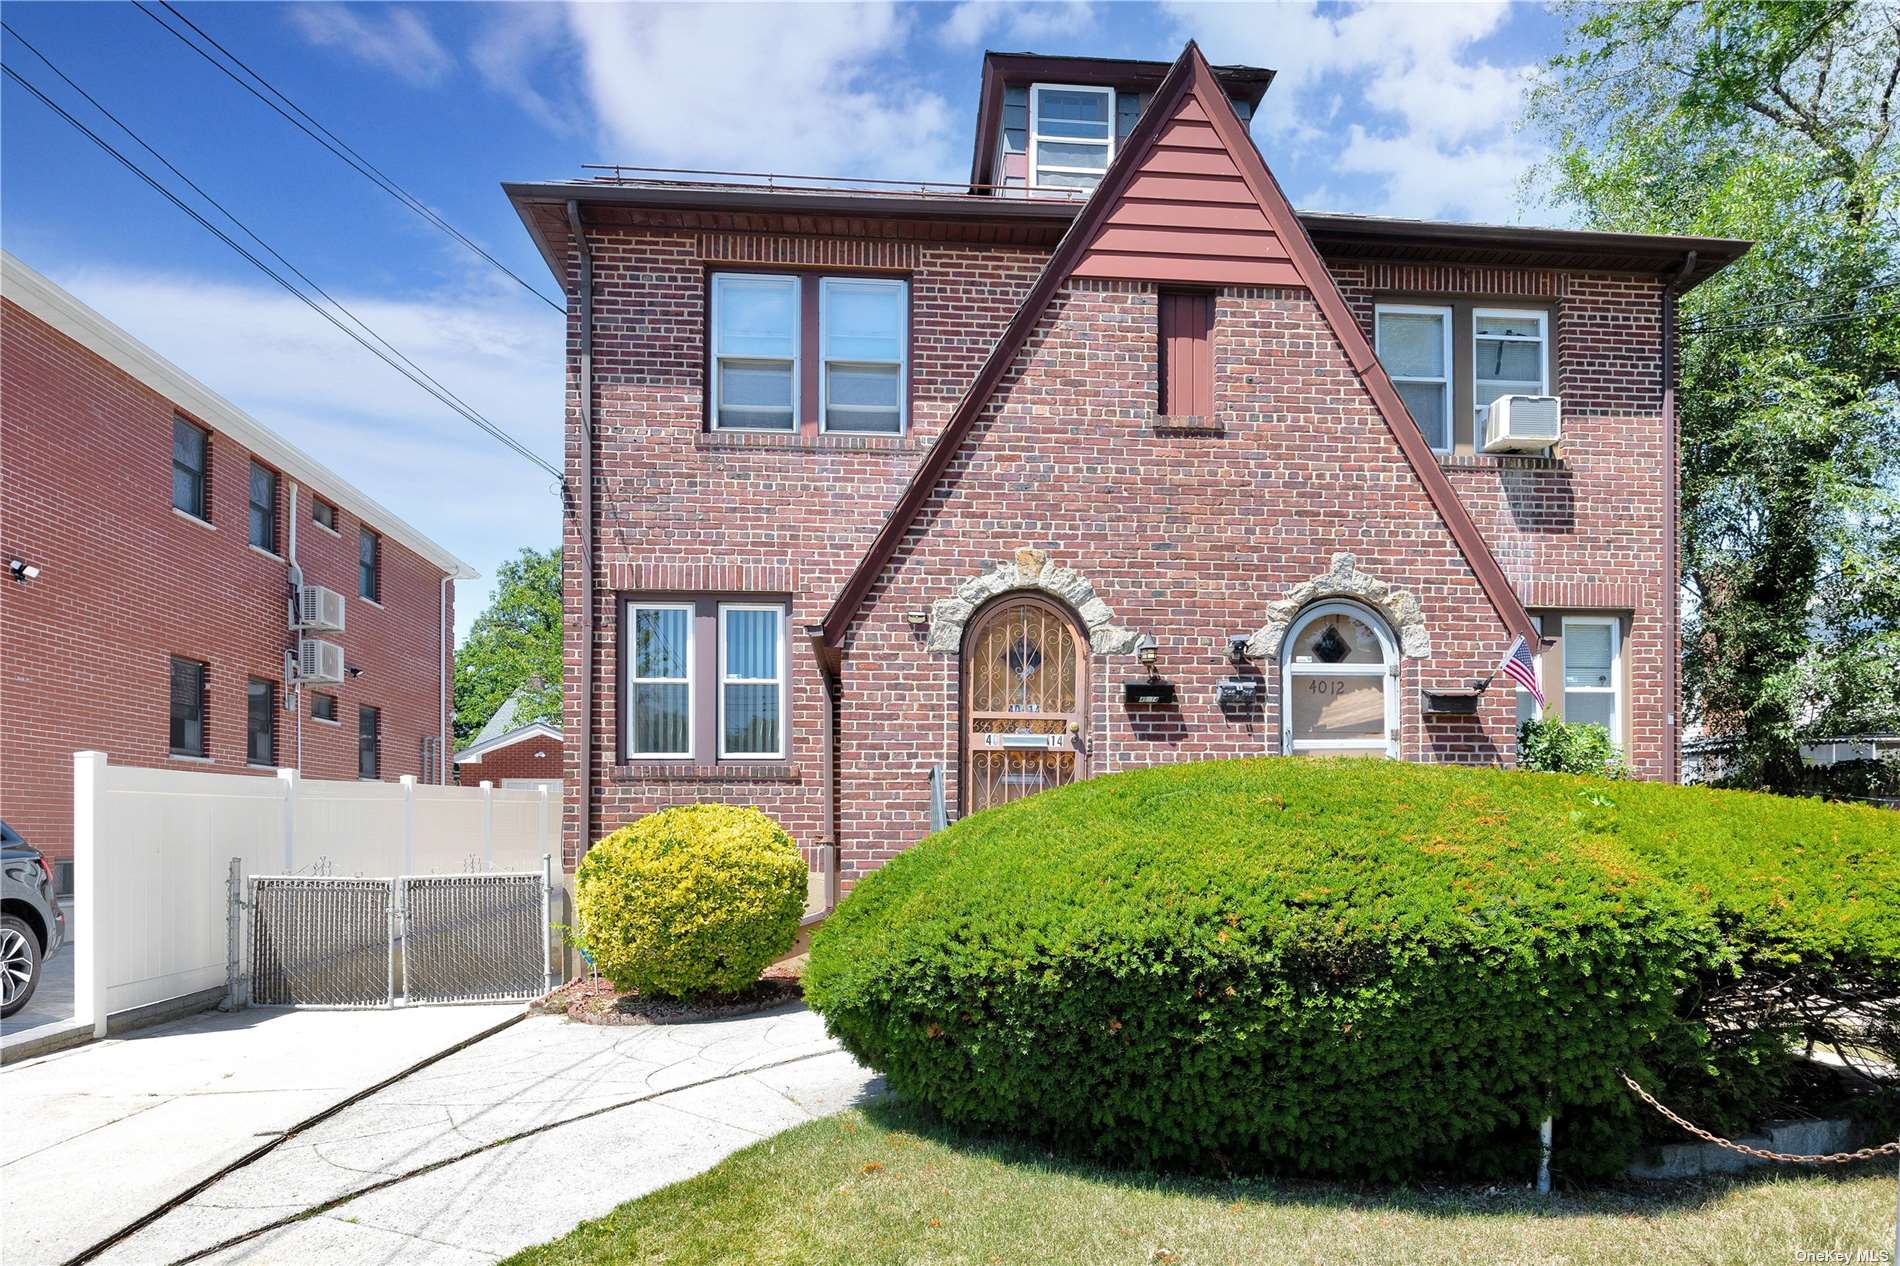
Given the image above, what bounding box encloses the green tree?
[454,546,562,743]
[1528,0,1900,791]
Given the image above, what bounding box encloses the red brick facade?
[525,46,1729,889]
[456,730,563,786]
[0,271,467,867]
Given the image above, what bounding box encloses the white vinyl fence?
[72,751,562,1035]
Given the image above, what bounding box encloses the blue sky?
[1,1,1570,639]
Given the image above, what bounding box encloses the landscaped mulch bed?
[531,965,803,1025]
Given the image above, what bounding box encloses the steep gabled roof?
[819,41,1539,650]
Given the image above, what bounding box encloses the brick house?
[0,251,476,875]
[454,678,563,789]
[505,44,1748,899]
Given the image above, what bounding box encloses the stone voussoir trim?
[1246,552,1432,660]
[926,548,1144,656]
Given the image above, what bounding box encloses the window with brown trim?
[621,596,789,763]
[708,271,909,435]
[1158,291,1215,418]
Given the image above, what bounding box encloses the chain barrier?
[1618,1070,1900,1164]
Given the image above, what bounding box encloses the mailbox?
[1123,679,1177,705]
[1421,688,1481,716]
[1216,677,1261,707]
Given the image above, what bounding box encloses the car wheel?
[1,914,42,1018]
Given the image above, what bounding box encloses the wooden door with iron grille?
[963,595,1088,815]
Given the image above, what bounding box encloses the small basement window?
[311,692,338,723]
[1158,291,1215,418]
[1029,83,1114,190]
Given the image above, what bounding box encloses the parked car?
[3,819,65,1018]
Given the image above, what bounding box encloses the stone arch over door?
[926,548,1143,655]
[1245,552,1432,661]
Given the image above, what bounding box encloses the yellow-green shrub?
[576,804,806,998]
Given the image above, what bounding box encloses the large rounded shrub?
[576,804,806,998]
[806,758,1899,1179]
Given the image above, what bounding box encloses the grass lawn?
[503,1100,1895,1265]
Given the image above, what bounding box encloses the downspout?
[439,574,453,784]
[1662,251,1696,784]
[286,481,303,773]
[566,200,595,857]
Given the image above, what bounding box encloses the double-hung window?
[718,605,786,759]
[628,603,694,758]
[172,417,209,519]
[625,598,789,763]
[170,657,208,758]
[1375,305,1453,453]
[358,528,380,601]
[248,461,278,552]
[710,274,799,431]
[358,705,381,778]
[247,678,276,767]
[820,278,905,434]
[1029,84,1114,190]
[1474,309,1549,428]
[1560,617,1620,745]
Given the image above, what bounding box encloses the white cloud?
[50,264,564,640]
[469,4,585,137]
[938,1,1097,49]
[560,2,960,181]
[285,4,454,87]
[1163,0,1545,221]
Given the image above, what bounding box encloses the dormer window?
[1029,84,1114,190]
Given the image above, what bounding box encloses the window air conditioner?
[292,584,347,632]
[1481,395,1563,454]
[296,638,346,685]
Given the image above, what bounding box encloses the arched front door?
[963,595,1088,814]
[1280,601,1399,758]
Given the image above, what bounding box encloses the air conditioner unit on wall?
[292,584,347,632]
[295,638,346,685]
[1481,395,1563,454]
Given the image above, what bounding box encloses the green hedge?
[805,759,1898,1179]
[576,804,807,999]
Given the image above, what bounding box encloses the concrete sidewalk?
[99,1004,877,1265]
[2,1002,523,1266]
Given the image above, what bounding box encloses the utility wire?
[1,59,564,485]
[2,21,513,466]
[132,0,565,315]
[1682,304,1890,337]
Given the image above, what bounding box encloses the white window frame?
[1028,83,1115,191]
[1374,303,1454,454]
[1279,600,1400,758]
[628,601,696,760]
[819,277,908,435]
[717,603,787,761]
[709,273,800,432]
[1473,307,1550,428]
[1560,616,1621,748]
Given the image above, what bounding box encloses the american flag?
[1499,636,1544,706]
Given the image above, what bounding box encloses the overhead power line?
[1,56,564,486]
[132,0,565,315]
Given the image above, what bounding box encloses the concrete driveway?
[2,1002,522,1265]
[4,999,877,1266]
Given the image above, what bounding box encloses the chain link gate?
[244,860,552,1008]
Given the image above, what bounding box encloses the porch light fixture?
[1136,635,1158,668]
[905,610,929,627]
[1227,634,1252,662]
[8,558,40,583]
[346,664,364,679]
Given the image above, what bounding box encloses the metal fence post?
[388,878,400,1007]
[400,774,416,875]
[73,751,109,1039]
[223,857,243,1011]
[481,780,494,870]
[537,784,552,864]
[542,852,554,996]
[276,767,299,872]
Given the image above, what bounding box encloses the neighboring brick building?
[505,44,1749,895]
[0,252,476,875]
[454,678,563,789]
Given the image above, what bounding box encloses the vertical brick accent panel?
[1,298,455,863]
[1330,262,1673,778]
[564,232,1680,882]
